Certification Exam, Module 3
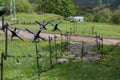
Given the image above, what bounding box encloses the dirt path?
[0,29,120,45]
[0,21,120,45]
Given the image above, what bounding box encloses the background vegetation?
[36,0,76,18]
[15,0,32,12]
[0,0,2,4]
[73,0,120,24]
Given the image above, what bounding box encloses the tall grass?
[0,39,68,80]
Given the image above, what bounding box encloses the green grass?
[40,45,120,80]
[4,13,64,31]
[0,39,120,80]
[4,13,120,39]
[0,39,68,80]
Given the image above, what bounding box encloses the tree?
[37,0,76,18]
[110,0,120,9]
[111,12,120,24]
[93,8,112,22]
[85,13,94,22]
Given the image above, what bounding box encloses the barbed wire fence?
[0,16,70,80]
[1,16,120,80]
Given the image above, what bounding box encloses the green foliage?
[0,0,2,4]
[93,8,112,23]
[15,0,32,12]
[0,39,69,80]
[3,0,10,13]
[111,12,120,24]
[30,3,38,12]
[73,0,120,9]
[92,6,103,14]
[37,0,76,17]
[3,0,32,13]
[84,13,94,22]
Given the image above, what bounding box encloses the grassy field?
[0,39,120,80]
[4,13,120,39]
[0,39,68,80]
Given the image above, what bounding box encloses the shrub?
[93,8,112,23]
[15,0,32,12]
[111,12,120,24]
[0,0,2,4]
[2,0,9,13]
[37,0,76,18]
[84,13,94,22]
[92,6,103,14]
[3,0,32,13]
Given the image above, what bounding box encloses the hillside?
[72,0,120,8]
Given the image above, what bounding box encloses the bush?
[111,12,120,24]
[0,0,2,4]
[92,6,103,14]
[84,13,94,22]
[37,0,76,18]
[30,3,38,12]
[3,0,32,13]
[93,8,112,23]
[2,0,9,13]
[15,0,32,12]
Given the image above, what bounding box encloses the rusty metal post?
[35,42,40,80]
[48,36,53,67]
[5,23,8,60]
[1,53,4,80]
[54,35,57,61]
